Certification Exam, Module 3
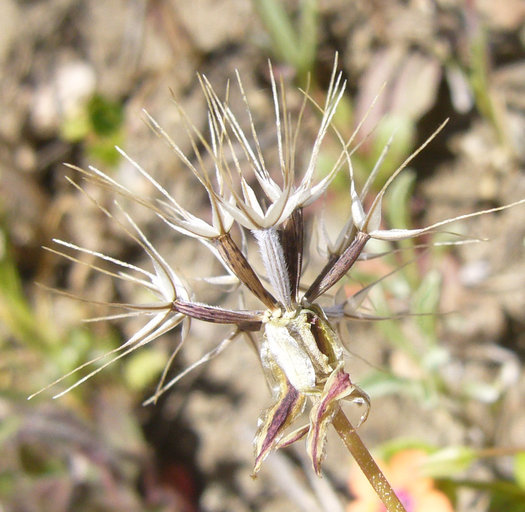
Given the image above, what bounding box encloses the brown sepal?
[253,365,307,474]
[279,208,304,304]
[215,233,278,310]
[172,300,262,331]
[304,231,370,302]
[306,367,369,475]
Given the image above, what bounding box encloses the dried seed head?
[32,55,525,480]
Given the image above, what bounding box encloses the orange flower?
[347,449,454,512]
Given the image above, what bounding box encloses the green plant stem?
[332,408,407,512]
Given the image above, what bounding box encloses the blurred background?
[1,1,525,511]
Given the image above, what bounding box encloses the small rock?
[0,0,19,65]
[30,60,96,137]
[173,0,253,53]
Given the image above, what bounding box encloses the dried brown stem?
[332,408,407,512]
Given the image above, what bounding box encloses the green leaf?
[386,168,416,233]
[87,130,124,166]
[252,0,318,83]
[87,95,124,137]
[124,348,167,391]
[0,414,20,447]
[60,107,91,142]
[357,370,423,399]
[253,0,300,66]
[296,0,318,79]
[412,269,442,343]
[367,114,416,191]
[514,452,525,489]
[378,438,433,461]
[422,445,477,477]
[0,228,55,348]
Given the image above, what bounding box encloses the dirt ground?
[1,1,525,511]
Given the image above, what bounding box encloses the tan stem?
[332,408,407,512]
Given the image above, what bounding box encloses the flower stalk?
[333,409,407,512]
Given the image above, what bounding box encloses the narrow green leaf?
[515,452,525,490]
[422,446,477,477]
